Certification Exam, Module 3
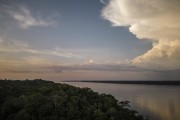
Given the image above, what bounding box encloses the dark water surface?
[64,82,180,120]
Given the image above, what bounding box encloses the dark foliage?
[0,79,145,120]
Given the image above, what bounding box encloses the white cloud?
[102,0,180,70]
[6,5,56,29]
[133,40,180,70]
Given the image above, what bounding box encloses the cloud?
[46,63,148,73]
[4,5,56,29]
[133,40,180,70]
[1,37,179,74]
[99,0,108,5]
[0,37,29,52]
[0,38,81,58]
[102,0,180,70]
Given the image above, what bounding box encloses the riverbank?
[0,79,145,120]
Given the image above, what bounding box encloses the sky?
[0,0,180,81]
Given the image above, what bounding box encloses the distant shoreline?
[64,80,180,85]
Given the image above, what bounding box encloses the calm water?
[64,82,180,120]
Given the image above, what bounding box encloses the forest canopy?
[0,79,145,120]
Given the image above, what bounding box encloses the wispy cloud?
[0,37,29,52]
[1,37,179,74]
[4,5,57,29]
[0,38,84,74]
[99,0,108,5]
[0,37,81,58]
[102,0,180,70]
[0,37,160,73]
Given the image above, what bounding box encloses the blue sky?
[0,0,180,81]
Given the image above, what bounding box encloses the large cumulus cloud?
[102,0,180,70]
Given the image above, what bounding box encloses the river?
[64,82,180,120]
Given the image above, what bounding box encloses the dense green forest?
[0,79,145,120]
